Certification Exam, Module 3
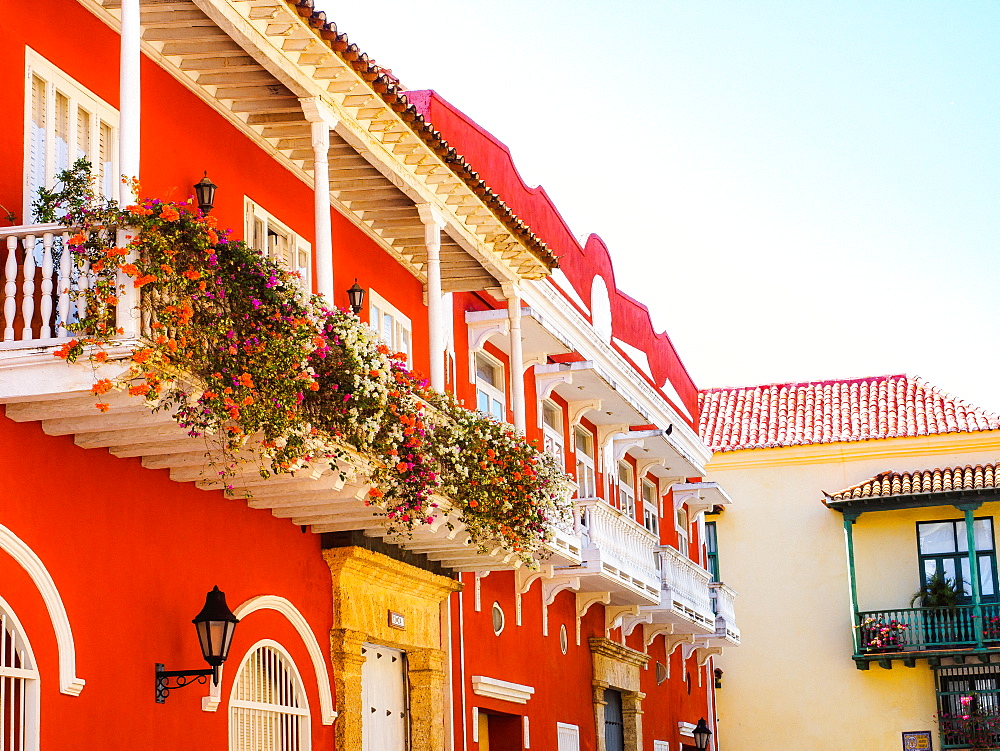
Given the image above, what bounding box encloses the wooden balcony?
[853,603,1000,669]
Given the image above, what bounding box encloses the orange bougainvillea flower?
[159,206,180,222]
[95,403,110,412]
[133,274,157,288]
[69,233,86,245]
[91,379,113,395]
[93,351,108,363]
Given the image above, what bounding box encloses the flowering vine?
[38,160,572,564]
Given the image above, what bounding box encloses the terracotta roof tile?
[827,463,1000,502]
[698,374,999,452]
[285,0,558,271]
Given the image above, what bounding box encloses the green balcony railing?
[856,603,1000,653]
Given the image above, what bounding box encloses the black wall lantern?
[346,279,366,315]
[194,172,218,214]
[155,586,239,703]
[693,718,713,750]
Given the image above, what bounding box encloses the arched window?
[0,598,39,751]
[229,641,310,751]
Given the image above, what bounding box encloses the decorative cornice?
[471,675,536,704]
[588,636,649,668]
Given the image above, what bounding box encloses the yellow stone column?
[330,628,367,751]
[408,647,449,751]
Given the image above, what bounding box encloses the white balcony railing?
[710,581,740,644]
[1,223,80,346]
[576,497,660,602]
[647,545,716,633]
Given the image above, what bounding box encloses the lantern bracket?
[155,663,217,703]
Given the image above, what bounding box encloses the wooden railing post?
[958,502,985,649]
[842,512,862,654]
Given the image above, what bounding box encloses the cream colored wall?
[705,432,1000,751]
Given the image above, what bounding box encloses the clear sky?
[328,1,1000,412]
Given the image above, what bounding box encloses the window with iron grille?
[937,666,1000,750]
[229,642,310,751]
[0,601,38,751]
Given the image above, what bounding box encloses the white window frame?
[556,722,580,751]
[367,289,413,368]
[642,479,659,535]
[541,400,565,470]
[618,461,635,518]
[0,596,40,751]
[24,48,119,222]
[244,197,312,289]
[676,505,690,556]
[229,639,311,751]
[573,425,596,498]
[473,350,506,422]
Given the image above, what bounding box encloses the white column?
[505,284,526,432]
[417,204,447,392]
[119,0,141,201]
[310,120,333,302]
[300,98,338,305]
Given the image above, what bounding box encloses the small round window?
[492,602,505,635]
[559,624,568,654]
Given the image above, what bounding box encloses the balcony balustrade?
[638,545,716,635]
[2,223,83,347]
[710,581,740,645]
[854,603,1000,656]
[564,497,661,605]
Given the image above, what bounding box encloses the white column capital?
[500,281,523,300]
[299,97,340,128]
[416,203,447,229]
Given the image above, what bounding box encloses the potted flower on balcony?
[911,572,965,647]
[858,617,908,652]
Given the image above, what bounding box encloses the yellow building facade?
[699,375,1000,750]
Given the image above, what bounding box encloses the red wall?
[455,570,714,751]
[0,410,335,748]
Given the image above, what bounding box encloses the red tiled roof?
[827,463,1000,501]
[698,374,1000,452]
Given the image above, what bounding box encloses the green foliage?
[911,571,962,608]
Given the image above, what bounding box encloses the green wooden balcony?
[854,603,1000,668]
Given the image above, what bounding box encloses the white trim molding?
[471,675,536,704]
[210,595,337,724]
[0,524,84,696]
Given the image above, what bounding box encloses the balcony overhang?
[0,355,528,572]
[534,361,651,427]
[672,482,734,518]
[465,307,574,362]
[825,488,1000,516]
[613,430,704,480]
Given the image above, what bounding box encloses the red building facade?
[0,0,739,749]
